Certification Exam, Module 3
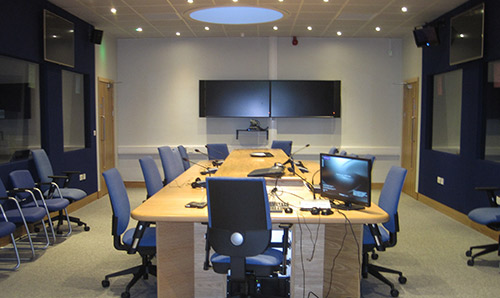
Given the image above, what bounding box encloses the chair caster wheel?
[102,280,110,288]
[390,289,399,297]
[467,259,474,266]
[121,291,131,298]
[398,276,407,284]
[84,226,90,231]
[78,222,83,226]
[465,250,472,257]
[371,253,379,260]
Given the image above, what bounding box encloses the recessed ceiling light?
[375,26,381,32]
[189,6,284,25]
[273,26,278,31]
[401,7,408,13]
[136,27,143,32]
[324,0,329,2]
[337,31,342,36]
[233,0,238,2]
[176,32,181,36]
[187,0,193,3]
[204,26,210,31]
[307,26,312,31]
[279,0,284,2]
[110,8,117,14]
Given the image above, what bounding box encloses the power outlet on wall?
[79,173,86,181]
[437,176,445,185]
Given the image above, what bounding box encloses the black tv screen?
[450,3,484,66]
[199,80,270,117]
[0,83,31,119]
[44,10,75,67]
[271,80,340,117]
[320,153,371,210]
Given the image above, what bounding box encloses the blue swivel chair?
[0,178,50,258]
[362,166,407,297]
[271,140,292,157]
[328,147,339,155]
[465,187,500,266]
[101,168,156,298]
[31,149,89,232]
[158,146,185,185]
[9,170,71,240]
[177,145,191,170]
[0,184,21,270]
[205,177,289,297]
[139,156,164,199]
[339,150,347,156]
[206,143,230,160]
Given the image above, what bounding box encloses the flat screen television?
[44,10,75,67]
[0,83,31,119]
[271,80,340,117]
[320,153,371,210]
[199,80,270,117]
[449,3,484,66]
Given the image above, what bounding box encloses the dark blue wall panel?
[0,0,97,194]
[419,0,500,214]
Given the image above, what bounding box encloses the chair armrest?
[367,224,386,252]
[62,171,80,187]
[475,186,500,207]
[127,221,153,254]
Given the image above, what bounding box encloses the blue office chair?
[363,154,376,165]
[101,168,156,298]
[328,147,339,155]
[362,166,407,297]
[31,149,89,232]
[0,184,21,270]
[206,143,230,160]
[0,178,50,258]
[158,146,185,185]
[465,187,500,266]
[205,177,289,297]
[9,169,71,240]
[139,156,163,199]
[271,140,292,156]
[339,150,347,156]
[177,145,191,170]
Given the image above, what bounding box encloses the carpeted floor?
[0,187,498,297]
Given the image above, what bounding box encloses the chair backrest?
[102,168,130,236]
[363,154,376,165]
[139,156,164,198]
[158,146,185,184]
[328,147,339,155]
[378,166,407,233]
[206,143,229,160]
[206,177,271,258]
[339,150,347,156]
[0,179,9,201]
[177,145,191,170]
[271,140,292,156]
[9,170,37,201]
[31,149,54,193]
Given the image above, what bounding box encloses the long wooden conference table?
[131,149,388,298]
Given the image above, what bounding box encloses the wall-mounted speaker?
[90,29,103,45]
[413,26,439,48]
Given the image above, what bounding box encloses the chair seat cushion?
[122,227,156,248]
[0,221,16,237]
[468,207,500,226]
[211,247,283,267]
[363,224,390,245]
[23,199,69,211]
[4,207,46,223]
[45,188,87,201]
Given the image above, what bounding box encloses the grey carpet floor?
[0,187,498,297]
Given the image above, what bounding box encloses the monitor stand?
[332,202,365,211]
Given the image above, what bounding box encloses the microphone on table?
[287,167,319,198]
[282,144,310,173]
[194,149,223,167]
[204,145,228,164]
[182,158,218,175]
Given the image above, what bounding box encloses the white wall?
[116,37,404,182]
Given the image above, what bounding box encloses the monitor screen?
[320,153,371,210]
[449,3,484,66]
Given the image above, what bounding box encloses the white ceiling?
[48,0,468,39]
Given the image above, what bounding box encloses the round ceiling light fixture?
[188,6,285,25]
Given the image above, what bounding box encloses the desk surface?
[131,149,388,225]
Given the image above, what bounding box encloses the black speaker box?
[413,26,439,48]
[90,29,103,44]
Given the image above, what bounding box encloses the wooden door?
[98,78,115,196]
[401,79,419,198]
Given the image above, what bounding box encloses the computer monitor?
[320,153,371,210]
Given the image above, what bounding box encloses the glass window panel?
[0,55,40,164]
[432,69,463,154]
[484,60,500,162]
[62,70,85,152]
